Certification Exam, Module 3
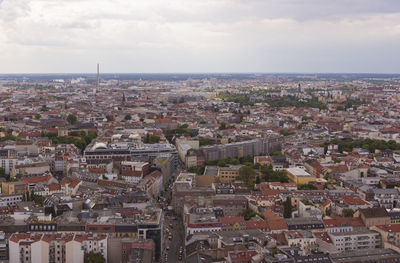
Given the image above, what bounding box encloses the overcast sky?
[0,0,400,73]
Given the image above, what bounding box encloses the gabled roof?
[375,224,400,233]
[21,175,54,184]
[360,207,389,218]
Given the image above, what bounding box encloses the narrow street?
[160,165,185,263]
[162,214,185,263]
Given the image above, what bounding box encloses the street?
[159,165,185,263]
[162,214,185,263]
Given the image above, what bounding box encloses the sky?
[0,0,400,73]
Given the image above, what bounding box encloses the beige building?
[218,165,242,183]
[284,230,316,256]
[1,181,28,195]
[286,167,316,185]
[356,207,391,227]
[11,162,51,178]
[372,224,400,247]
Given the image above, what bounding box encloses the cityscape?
[0,72,399,263]
[1,0,400,263]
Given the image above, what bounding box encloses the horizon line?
[1,72,400,75]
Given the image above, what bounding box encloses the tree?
[336,106,345,111]
[283,197,293,218]
[270,151,283,156]
[239,166,256,188]
[41,105,49,112]
[217,159,227,167]
[33,194,43,206]
[144,134,160,144]
[261,165,289,183]
[34,113,41,120]
[0,168,6,179]
[343,209,354,217]
[280,129,295,136]
[124,114,131,120]
[243,208,257,221]
[297,183,318,190]
[67,114,77,125]
[84,252,106,263]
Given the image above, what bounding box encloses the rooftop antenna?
[97,63,100,88]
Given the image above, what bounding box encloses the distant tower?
[97,63,100,87]
[122,92,126,105]
[298,83,302,93]
[93,63,99,96]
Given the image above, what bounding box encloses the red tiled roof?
[10,233,31,243]
[245,220,268,230]
[228,250,258,262]
[268,219,288,231]
[375,224,400,233]
[323,217,364,228]
[220,216,244,224]
[47,183,61,191]
[21,175,53,184]
[314,231,332,243]
[342,196,370,206]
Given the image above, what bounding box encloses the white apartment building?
[328,228,381,252]
[9,233,107,263]
[0,195,22,207]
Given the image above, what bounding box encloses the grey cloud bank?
[0,0,399,73]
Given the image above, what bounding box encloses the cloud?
[0,0,399,73]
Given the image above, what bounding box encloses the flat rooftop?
[286,167,313,177]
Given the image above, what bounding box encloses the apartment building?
[284,230,316,256]
[0,194,23,207]
[1,181,28,195]
[372,224,400,247]
[357,207,391,227]
[9,233,107,263]
[218,165,242,183]
[286,167,316,185]
[202,137,283,162]
[120,161,150,183]
[371,189,399,209]
[328,228,381,252]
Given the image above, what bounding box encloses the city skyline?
[0,0,400,73]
